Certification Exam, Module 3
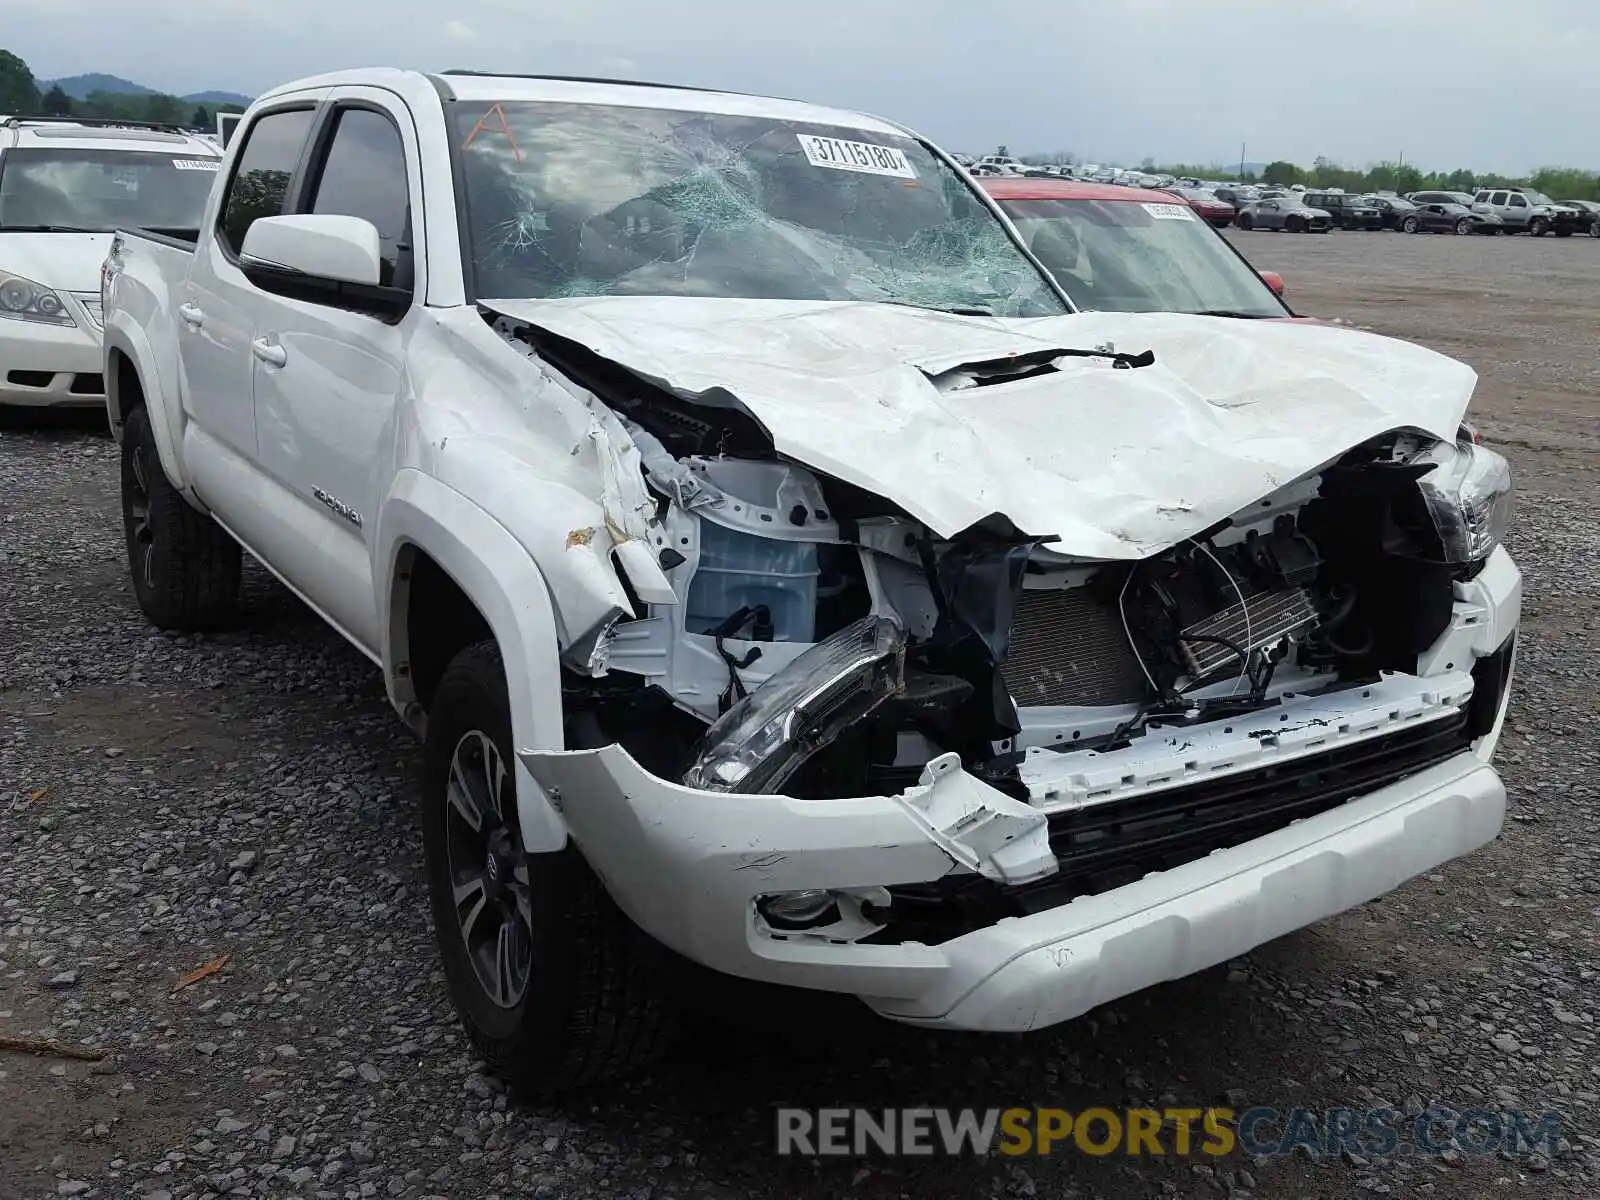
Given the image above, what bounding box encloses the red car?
[978,177,1298,320]
[1164,186,1238,228]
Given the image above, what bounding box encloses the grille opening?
[864,702,1484,947]
[7,370,54,388]
[69,373,105,395]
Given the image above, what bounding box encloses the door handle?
[250,338,288,368]
[178,302,204,328]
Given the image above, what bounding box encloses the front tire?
[421,641,678,1097]
[119,404,241,631]
[1286,216,1305,233]
[1530,217,1549,237]
[1236,212,1254,231]
[1455,217,1474,235]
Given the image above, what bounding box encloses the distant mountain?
[43,73,252,108]
[183,89,253,107]
[47,73,154,100]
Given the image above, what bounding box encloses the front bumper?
[519,549,1521,1032]
[0,312,104,408]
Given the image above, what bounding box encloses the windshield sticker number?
[797,134,916,179]
[172,158,221,171]
[1142,202,1195,221]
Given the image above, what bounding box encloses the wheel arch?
[378,469,571,853]
[103,327,190,491]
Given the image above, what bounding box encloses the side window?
[1507,193,1525,208]
[305,107,413,289]
[218,108,316,256]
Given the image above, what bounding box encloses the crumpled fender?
[377,469,570,853]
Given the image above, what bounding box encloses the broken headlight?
[1405,439,1514,563]
[682,616,906,794]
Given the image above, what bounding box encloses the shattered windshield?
[448,101,1066,317]
[998,198,1287,317]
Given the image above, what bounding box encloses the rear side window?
[218,108,316,255]
[305,108,412,289]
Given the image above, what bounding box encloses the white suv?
[0,116,220,407]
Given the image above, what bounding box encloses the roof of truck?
[251,67,913,139]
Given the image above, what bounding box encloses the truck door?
[246,87,420,653]
[181,103,319,462]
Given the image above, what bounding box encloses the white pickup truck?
[102,68,1522,1095]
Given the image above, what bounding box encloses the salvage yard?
[2,232,1598,1200]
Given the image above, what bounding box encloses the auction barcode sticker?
[172,158,221,171]
[1142,202,1195,220]
[797,134,917,179]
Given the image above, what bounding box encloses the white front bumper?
[0,312,104,407]
[518,550,1520,1033]
[876,753,1503,1029]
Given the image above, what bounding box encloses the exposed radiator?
[1179,586,1317,679]
[1002,588,1151,708]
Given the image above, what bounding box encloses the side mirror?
[1259,270,1285,297]
[238,214,407,320]
[241,214,382,285]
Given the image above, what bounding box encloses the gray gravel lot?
[3,230,1598,1199]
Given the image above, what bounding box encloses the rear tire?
[119,404,241,631]
[421,640,679,1097]
[1236,212,1254,231]
[1402,215,1421,234]
[1455,218,1474,236]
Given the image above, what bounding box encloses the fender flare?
[377,469,570,853]
[103,322,191,493]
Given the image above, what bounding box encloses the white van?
[0,116,221,407]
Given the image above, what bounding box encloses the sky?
[10,0,1599,174]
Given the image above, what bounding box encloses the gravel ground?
[3,232,1598,1199]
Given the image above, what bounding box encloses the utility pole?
[1239,142,1246,178]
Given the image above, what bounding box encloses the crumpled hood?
[0,232,113,293]
[484,296,1477,559]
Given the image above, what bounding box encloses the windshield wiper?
[1187,309,1273,319]
[0,224,97,233]
[879,299,996,318]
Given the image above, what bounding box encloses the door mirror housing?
[1259,270,1285,297]
[241,214,382,285]
[238,214,409,321]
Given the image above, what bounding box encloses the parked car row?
[1218,184,1598,239]
[960,163,1600,242]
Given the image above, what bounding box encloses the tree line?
[0,48,244,131]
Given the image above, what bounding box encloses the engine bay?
[491,315,1494,812]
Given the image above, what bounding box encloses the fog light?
[758,889,840,931]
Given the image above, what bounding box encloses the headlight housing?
[0,270,75,326]
[1403,439,1514,563]
[682,616,906,794]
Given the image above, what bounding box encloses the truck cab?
[0,116,220,407]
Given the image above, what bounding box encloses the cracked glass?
[449,101,1066,317]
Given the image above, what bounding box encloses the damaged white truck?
[101,69,1521,1094]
